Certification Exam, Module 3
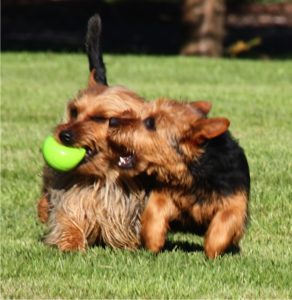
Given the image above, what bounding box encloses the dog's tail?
[85,14,108,85]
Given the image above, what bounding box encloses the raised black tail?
[85,14,108,85]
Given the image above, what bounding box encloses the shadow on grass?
[163,240,241,257]
[163,240,204,253]
[224,244,241,256]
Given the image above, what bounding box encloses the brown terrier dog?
[37,14,109,225]
[42,83,151,251]
[108,99,250,259]
[37,15,150,251]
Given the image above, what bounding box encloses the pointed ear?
[188,101,212,116]
[87,69,108,93]
[180,117,230,159]
[88,69,98,88]
[190,117,230,144]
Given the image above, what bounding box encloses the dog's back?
[189,131,250,198]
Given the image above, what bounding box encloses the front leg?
[141,191,179,253]
[37,194,51,224]
[204,192,248,259]
[45,210,87,252]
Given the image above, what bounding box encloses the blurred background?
[2,0,292,58]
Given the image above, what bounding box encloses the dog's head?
[54,73,144,179]
[108,98,229,185]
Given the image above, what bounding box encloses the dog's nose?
[59,130,74,146]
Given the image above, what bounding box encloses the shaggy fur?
[108,99,250,259]
[39,84,151,251]
[39,82,153,251]
[43,169,147,250]
[37,14,150,251]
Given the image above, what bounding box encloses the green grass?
[1,52,292,299]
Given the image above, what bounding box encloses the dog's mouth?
[118,154,136,169]
[109,142,136,169]
[82,146,98,163]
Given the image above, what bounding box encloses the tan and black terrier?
[108,98,250,259]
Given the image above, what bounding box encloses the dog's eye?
[109,117,121,127]
[70,108,78,119]
[90,116,106,123]
[144,117,156,131]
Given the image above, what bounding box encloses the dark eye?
[70,107,78,119]
[109,117,121,127]
[144,117,156,131]
[90,116,106,123]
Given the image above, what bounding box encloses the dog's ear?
[191,117,230,144]
[88,69,99,88]
[88,69,96,88]
[188,101,212,116]
[182,117,230,147]
[87,69,108,93]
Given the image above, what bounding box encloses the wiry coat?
[38,14,150,251]
[43,168,147,250]
[108,99,250,259]
[38,84,149,251]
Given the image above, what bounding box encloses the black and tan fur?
[108,99,250,258]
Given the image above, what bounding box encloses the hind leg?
[204,193,248,259]
[141,191,179,253]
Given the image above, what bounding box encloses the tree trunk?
[181,0,226,57]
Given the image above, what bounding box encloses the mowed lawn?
[1,52,292,299]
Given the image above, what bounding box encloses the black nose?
[59,130,74,145]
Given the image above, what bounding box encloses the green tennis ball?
[42,136,86,172]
